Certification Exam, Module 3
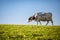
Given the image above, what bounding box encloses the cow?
[28,12,53,25]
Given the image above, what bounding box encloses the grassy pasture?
[0,24,60,40]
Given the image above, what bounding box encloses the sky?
[0,0,60,25]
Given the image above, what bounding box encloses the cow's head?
[28,16,35,23]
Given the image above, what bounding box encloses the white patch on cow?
[34,13,38,18]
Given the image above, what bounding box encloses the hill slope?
[0,24,60,40]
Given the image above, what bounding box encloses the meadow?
[0,24,60,40]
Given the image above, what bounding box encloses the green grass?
[0,24,60,40]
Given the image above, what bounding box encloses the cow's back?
[35,12,52,21]
[42,12,52,21]
[44,12,52,18]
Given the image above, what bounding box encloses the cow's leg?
[40,21,42,25]
[36,20,38,25]
[37,21,38,25]
[51,19,53,25]
[46,21,49,25]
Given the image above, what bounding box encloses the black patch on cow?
[32,16,35,20]
[28,17,32,20]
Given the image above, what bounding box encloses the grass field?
[0,24,60,40]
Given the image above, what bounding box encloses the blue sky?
[0,0,60,25]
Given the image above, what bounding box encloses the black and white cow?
[28,12,53,25]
